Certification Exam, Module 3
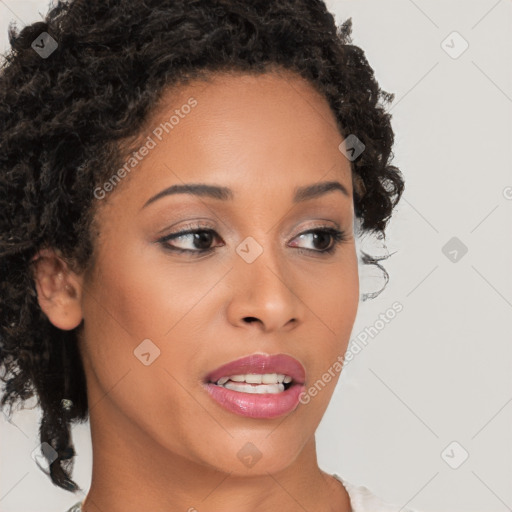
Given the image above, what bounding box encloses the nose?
[225,239,305,333]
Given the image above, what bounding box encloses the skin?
[33,69,359,512]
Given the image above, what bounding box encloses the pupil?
[194,231,212,250]
[313,232,331,251]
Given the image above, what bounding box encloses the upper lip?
[205,353,306,385]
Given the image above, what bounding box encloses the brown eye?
[159,227,223,254]
[290,228,347,255]
[158,225,346,257]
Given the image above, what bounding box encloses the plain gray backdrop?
[0,1,511,511]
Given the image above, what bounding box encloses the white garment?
[65,474,421,511]
[333,473,421,512]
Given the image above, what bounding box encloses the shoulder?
[333,474,422,512]
[64,502,82,512]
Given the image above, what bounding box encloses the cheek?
[88,245,213,340]
[79,256,208,451]
[304,256,359,334]
[299,256,359,395]
[81,245,228,391]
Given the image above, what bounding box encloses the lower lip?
[204,382,306,419]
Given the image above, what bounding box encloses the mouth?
[209,373,296,393]
[202,353,306,419]
[204,353,306,385]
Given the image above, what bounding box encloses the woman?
[0,1,415,510]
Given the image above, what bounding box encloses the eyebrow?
[141,180,350,209]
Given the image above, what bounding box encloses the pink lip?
[203,353,306,419]
[204,381,305,419]
[204,353,306,385]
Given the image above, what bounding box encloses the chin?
[201,435,308,476]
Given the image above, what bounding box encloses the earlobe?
[31,247,84,331]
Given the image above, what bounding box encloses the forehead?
[156,69,342,140]
[98,70,351,213]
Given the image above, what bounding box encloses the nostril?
[243,317,259,324]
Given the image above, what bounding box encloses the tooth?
[217,374,293,385]
[223,382,285,394]
[245,374,262,384]
[261,373,278,384]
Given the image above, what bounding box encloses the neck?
[80,400,350,512]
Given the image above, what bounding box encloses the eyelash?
[157,223,348,257]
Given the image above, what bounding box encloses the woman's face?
[74,70,359,476]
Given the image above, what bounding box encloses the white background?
[0,1,511,511]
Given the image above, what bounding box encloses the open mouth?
[202,353,306,418]
[208,373,295,394]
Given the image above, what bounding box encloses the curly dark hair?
[0,0,404,494]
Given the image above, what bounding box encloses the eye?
[290,227,348,255]
[158,224,222,255]
[157,224,347,256]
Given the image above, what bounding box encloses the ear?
[30,247,84,330]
